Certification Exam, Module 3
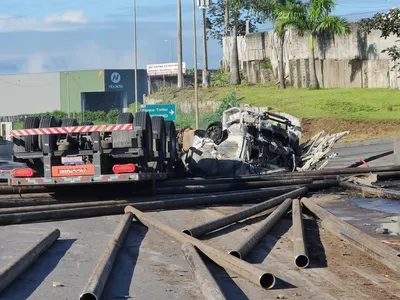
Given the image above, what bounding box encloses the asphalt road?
[326,142,394,168]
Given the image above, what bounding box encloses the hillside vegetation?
[151,85,400,141]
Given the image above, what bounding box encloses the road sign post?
[141,104,177,121]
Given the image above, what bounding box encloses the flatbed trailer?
[8,111,178,187]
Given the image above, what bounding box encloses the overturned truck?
[180,106,349,177]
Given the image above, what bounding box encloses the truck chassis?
[9,111,178,187]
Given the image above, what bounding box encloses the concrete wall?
[60,70,105,113]
[222,24,400,88]
[0,72,61,116]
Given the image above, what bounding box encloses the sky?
[0,0,399,74]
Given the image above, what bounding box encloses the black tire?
[165,121,177,162]
[23,116,40,152]
[38,116,58,151]
[134,111,153,160]
[117,112,134,124]
[151,116,167,162]
[81,121,94,126]
[62,118,79,127]
[206,121,223,144]
[57,119,63,127]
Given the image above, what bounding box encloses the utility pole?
[192,0,199,129]
[200,3,210,88]
[177,0,183,88]
[133,0,138,112]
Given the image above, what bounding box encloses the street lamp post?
[133,0,138,112]
[192,0,199,129]
[198,0,210,88]
[164,40,173,62]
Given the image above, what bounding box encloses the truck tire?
[165,120,177,163]
[38,116,58,151]
[151,116,167,162]
[23,116,40,152]
[81,121,94,126]
[59,118,79,150]
[134,111,153,160]
[117,112,134,124]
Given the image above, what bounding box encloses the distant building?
[0,69,148,117]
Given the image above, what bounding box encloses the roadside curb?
[333,137,400,149]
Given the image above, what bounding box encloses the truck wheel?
[38,116,58,151]
[134,111,153,161]
[151,116,167,162]
[59,118,79,150]
[165,120,177,164]
[81,121,94,126]
[23,116,40,152]
[117,112,134,124]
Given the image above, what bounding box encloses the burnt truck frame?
[9,111,178,186]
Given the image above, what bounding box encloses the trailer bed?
[9,171,169,186]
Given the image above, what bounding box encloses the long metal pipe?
[0,229,60,293]
[292,199,309,268]
[183,187,307,237]
[0,188,294,225]
[340,181,400,200]
[346,150,394,168]
[0,186,48,195]
[159,175,341,187]
[124,205,276,289]
[157,178,313,194]
[301,197,400,274]
[229,198,293,259]
[80,212,134,300]
[181,243,226,300]
[238,165,400,178]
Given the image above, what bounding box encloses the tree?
[230,0,246,85]
[275,0,350,89]
[359,8,400,73]
[251,0,297,89]
[206,0,261,45]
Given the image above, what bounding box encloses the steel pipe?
[0,185,48,195]
[229,198,293,259]
[292,199,309,268]
[181,243,226,300]
[0,188,293,225]
[346,150,394,168]
[0,229,60,293]
[124,206,275,289]
[340,181,400,200]
[159,175,340,187]
[80,212,134,300]
[157,178,313,194]
[183,187,307,237]
[301,197,400,274]
[239,165,400,178]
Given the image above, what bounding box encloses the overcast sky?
[0,0,398,74]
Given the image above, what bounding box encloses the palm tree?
[230,0,242,85]
[251,0,293,89]
[275,0,350,89]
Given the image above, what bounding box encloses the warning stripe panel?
[10,124,133,136]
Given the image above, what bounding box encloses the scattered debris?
[180,106,349,176]
[52,281,64,288]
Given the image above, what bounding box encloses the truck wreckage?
[179,106,350,177]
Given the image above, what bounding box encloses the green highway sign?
[141,104,176,121]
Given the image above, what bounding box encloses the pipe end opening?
[260,273,276,289]
[79,293,98,300]
[228,250,241,259]
[295,255,309,268]
[182,229,193,236]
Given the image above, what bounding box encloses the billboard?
[146,63,187,76]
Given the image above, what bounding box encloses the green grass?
[152,86,400,120]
